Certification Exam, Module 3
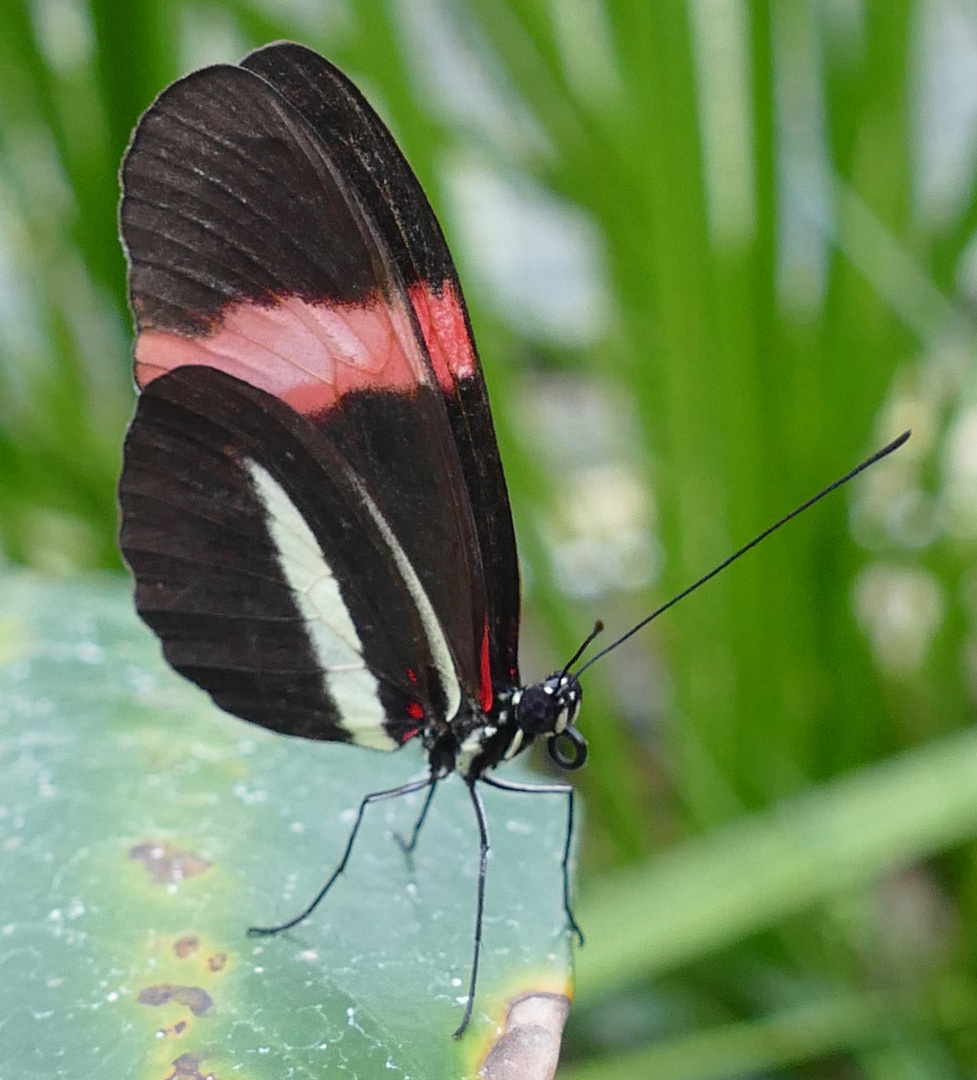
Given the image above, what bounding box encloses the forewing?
[241,42,521,690]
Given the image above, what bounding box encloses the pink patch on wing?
[135,293,439,414]
[479,618,493,715]
[409,280,476,389]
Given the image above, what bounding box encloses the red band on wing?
[135,292,457,413]
[409,280,476,388]
[136,281,477,413]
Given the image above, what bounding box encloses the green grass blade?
[576,725,977,997]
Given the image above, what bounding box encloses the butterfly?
[117,41,588,1038]
[117,40,910,1040]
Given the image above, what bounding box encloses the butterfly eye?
[516,684,558,735]
[547,725,588,771]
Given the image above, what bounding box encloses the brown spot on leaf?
[207,952,227,972]
[139,983,215,1018]
[166,1052,216,1079]
[130,842,211,885]
[173,936,199,958]
[479,993,570,1080]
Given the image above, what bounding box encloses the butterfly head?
[513,672,587,770]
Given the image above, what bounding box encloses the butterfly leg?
[248,774,436,937]
[395,776,439,855]
[453,778,490,1039]
[480,775,584,946]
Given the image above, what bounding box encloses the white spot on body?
[454,727,488,775]
[503,729,524,760]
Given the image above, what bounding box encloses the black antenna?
[562,619,604,675]
[576,430,910,675]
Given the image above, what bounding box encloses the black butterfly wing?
[120,365,454,746]
[118,52,511,740]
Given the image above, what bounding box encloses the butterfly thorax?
[446,672,586,780]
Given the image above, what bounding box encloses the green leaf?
[0,571,576,1078]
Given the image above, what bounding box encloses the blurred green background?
[2,0,977,1076]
